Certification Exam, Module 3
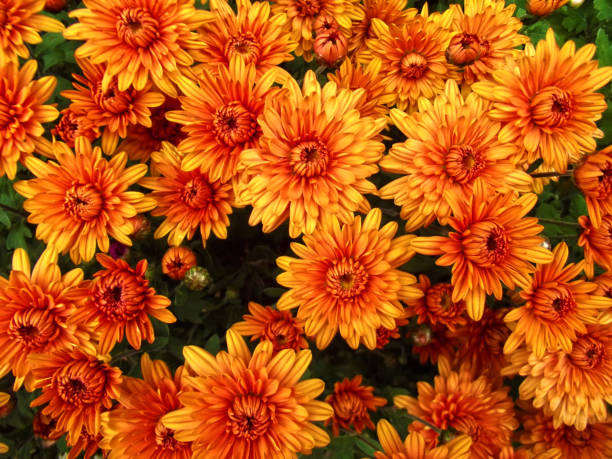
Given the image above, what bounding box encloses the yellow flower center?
[530,86,573,128]
[400,53,428,79]
[225,33,261,65]
[290,139,330,177]
[227,395,274,440]
[445,145,486,183]
[326,258,369,299]
[64,184,104,221]
[213,102,258,147]
[116,8,160,48]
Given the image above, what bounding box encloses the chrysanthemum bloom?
[140,142,234,247]
[574,146,612,228]
[33,411,63,442]
[324,375,386,436]
[504,242,612,357]
[411,182,553,320]
[276,208,422,349]
[498,445,561,459]
[411,324,458,365]
[503,324,612,430]
[44,0,66,12]
[380,79,532,231]
[472,29,612,173]
[0,60,58,179]
[374,315,408,349]
[395,358,519,458]
[0,0,64,65]
[162,329,333,458]
[447,0,527,85]
[101,354,191,458]
[195,0,296,75]
[161,247,197,281]
[64,0,213,96]
[67,427,103,459]
[593,272,612,324]
[30,348,122,445]
[51,108,100,149]
[372,419,472,459]
[72,254,175,355]
[232,302,308,352]
[313,29,348,66]
[406,275,467,331]
[527,0,568,16]
[0,248,93,391]
[578,215,612,278]
[14,138,156,263]
[238,71,385,237]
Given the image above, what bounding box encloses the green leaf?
[0,210,10,229]
[6,223,31,250]
[204,334,220,354]
[569,194,588,218]
[594,0,612,20]
[596,29,612,67]
[526,158,544,174]
[328,436,355,459]
[263,287,285,298]
[562,8,587,33]
[355,437,381,456]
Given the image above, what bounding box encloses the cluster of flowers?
[0,0,611,457]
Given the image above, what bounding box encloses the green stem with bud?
[538,218,580,228]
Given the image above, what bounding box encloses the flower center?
[8,309,59,350]
[92,80,133,115]
[295,0,321,16]
[55,364,103,406]
[426,284,463,317]
[290,139,330,177]
[155,421,182,450]
[334,393,366,422]
[213,102,258,147]
[64,184,103,221]
[265,320,299,350]
[116,8,160,48]
[446,33,489,66]
[180,176,213,209]
[93,275,143,321]
[569,336,605,369]
[563,425,592,448]
[225,33,261,65]
[227,395,274,440]
[463,221,510,267]
[326,258,369,299]
[530,86,573,128]
[596,161,612,198]
[400,53,428,79]
[533,286,577,321]
[445,145,486,183]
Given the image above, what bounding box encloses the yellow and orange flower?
[472,29,612,173]
[162,329,333,458]
[574,146,612,228]
[232,302,308,353]
[101,354,191,458]
[578,215,612,278]
[527,0,568,16]
[406,275,467,331]
[30,348,122,445]
[372,419,472,459]
[64,0,213,96]
[0,248,93,391]
[411,182,553,320]
[325,375,386,436]
[0,60,58,179]
[380,79,531,231]
[140,142,234,247]
[238,71,385,237]
[395,358,519,458]
[71,254,175,355]
[161,246,197,281]
[0,0,64,65]
[14,138,156,264]
[276,208,422,349]
[51,108,100,149]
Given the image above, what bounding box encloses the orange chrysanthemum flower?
[71,254,175,355]
[162,329,333,458]
[411,182,553,320]
[372,419,472,459]
[195,0,296,75]
[527,0,568,16]
[503,324,612,430]
[504,242,612,357]
[64,0,213,96]
[0,0,64,65]
[472,29,612,173]
[395,358,519,458]
[33,411,63,442]
[67,427,103,459]
[447,0,527,85]
[232,302,308,352]
[375,315,409,349]
[411,324,458,365]
[30,348,122,445]
[101,354,191,458]
[51,108,100,149]
[578,215,612,278]
[140,142,234,247]
[0,60,58,179]
[380,79,531,231]
[0,248,93,391]
[325,375,386,436]
[276,208,422,349]
[167,59,277,183]
[238,71,385,237]
[14,138,155,263]
[593,272,612,324]
[162,246,197,281]
[498,445,561,459]
[574,146,612,228]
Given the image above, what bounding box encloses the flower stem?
[538,218,580,228]
[339,428,380,452]
[0,203,27,218]
[530,171,572,178]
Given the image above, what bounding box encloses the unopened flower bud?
[162,247,197,281]
[569,0,584,6]
[184,266,212,291]
[45,0,67,13]
[127,215,151,239]
[314,31,348,67]
[410,325,433,346]
[527,0,568,16]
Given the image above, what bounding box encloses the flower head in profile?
[101,354,191,458]
[276,208,422,349]
[71,254,175,355]
[162,246,197,281]
[574,146,612,228]
[51,108,100,149]
[162,329,333,458]
[238,71,385,238]
[472,29,612,173]
[578,215,612,278]
[14,138,156,263]
[232,302,308,353]
[0,60,58,179]
[406,275,467,331]
[325,375,386,436]
[527,0,568,16]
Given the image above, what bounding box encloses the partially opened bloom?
[51,108,100,149]
[14,138,156,263]
[406,275,467,331]
[574,146,612,228]
[238,71,385,237]
[140,142,234,247]
[71,254,175,355]
[162,329,333,458]
[161,246,197,281]
[276,209,422,349]
[372,419,472,459]
[0,60,58,179]
[101,354,191,458]
[472,29,612,173]
[411,182,553,320]
[313,29,348,65]
[64,0,213,96]
[527,0,568,16]
[578,215,612,278]
[30,348,122,445]
[232,302,308,352]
